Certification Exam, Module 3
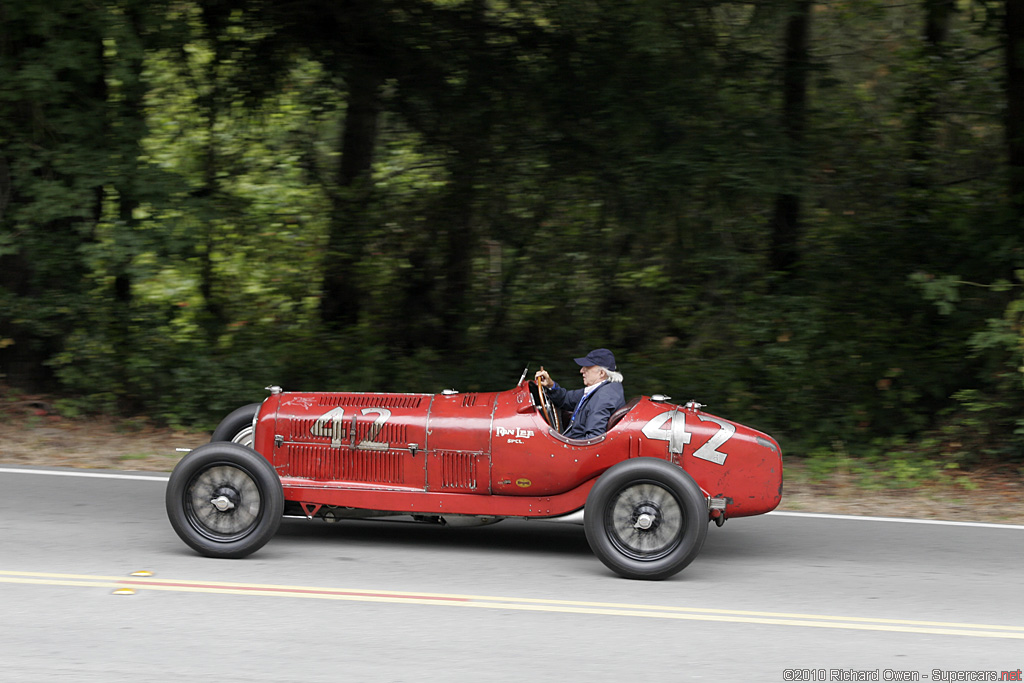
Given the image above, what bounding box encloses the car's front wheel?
[166,442,284,558]
[210,403,261,446]
[584,458,708,580]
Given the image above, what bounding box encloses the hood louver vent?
[317,394,425,409]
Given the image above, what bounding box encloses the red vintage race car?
[165,374,783,580]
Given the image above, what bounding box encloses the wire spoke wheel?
[166,442,284,559]
[185,464,263,541]
[585,458,707,580]
[229,427,254,447]
[606,482,683,561]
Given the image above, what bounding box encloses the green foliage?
[1,0,1023,478]
[802,438,974,492]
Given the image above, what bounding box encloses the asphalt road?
[1,465,1022,683]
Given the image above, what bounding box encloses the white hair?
[599,366,623,383]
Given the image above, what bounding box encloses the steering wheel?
[536,381,562,432]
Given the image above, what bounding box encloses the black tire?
[584,458,708,580]
[211,403,261,446]
[166,442,284,558]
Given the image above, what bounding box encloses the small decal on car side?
[496,426,534,444]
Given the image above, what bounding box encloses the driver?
[534,348,625,439]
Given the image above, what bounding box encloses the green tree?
[0,2,137,387]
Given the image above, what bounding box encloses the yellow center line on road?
[2,570,1022,639]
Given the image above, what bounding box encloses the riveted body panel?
[252,381,782,519]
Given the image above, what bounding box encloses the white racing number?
[357,408,392,451]
[691,415,735,466]
[641,409,690,454]
[641,410,735,465]
[311,407,347,448]
[311,407,393,450]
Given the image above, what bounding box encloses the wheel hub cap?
[209,485,241,513]
[210,494,236,512]
[633,504,660,530]
[634,513,654,529]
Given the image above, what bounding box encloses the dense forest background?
[2,0,1024,472]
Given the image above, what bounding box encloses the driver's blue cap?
[574,348,616,370]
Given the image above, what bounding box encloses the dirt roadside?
[2,393,1022,525]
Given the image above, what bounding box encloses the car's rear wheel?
[584,458,707,580]
[211,403,261,446]
[166,442,284,558]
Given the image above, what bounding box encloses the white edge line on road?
[0,467,168,482]
[769,510,1024,530]
[2,467,1023,530]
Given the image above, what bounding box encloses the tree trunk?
[769,0,812,276]
[439,161,476,351]
[1007,0,1024,215]
[320,64,382,328]
[908,0,954,193]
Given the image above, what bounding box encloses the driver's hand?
[535,368,553,388]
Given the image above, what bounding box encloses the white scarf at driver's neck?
[582,380,607,396]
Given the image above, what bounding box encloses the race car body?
[166,379,782,580]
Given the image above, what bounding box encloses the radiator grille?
[353,420,408,445]
[287,415,409,444]
[289,418,321,441]
[318,394,424,409]
[435,451,479,490]
[282,444,404,484]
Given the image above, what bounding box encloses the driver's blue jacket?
[547,381,626,440]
